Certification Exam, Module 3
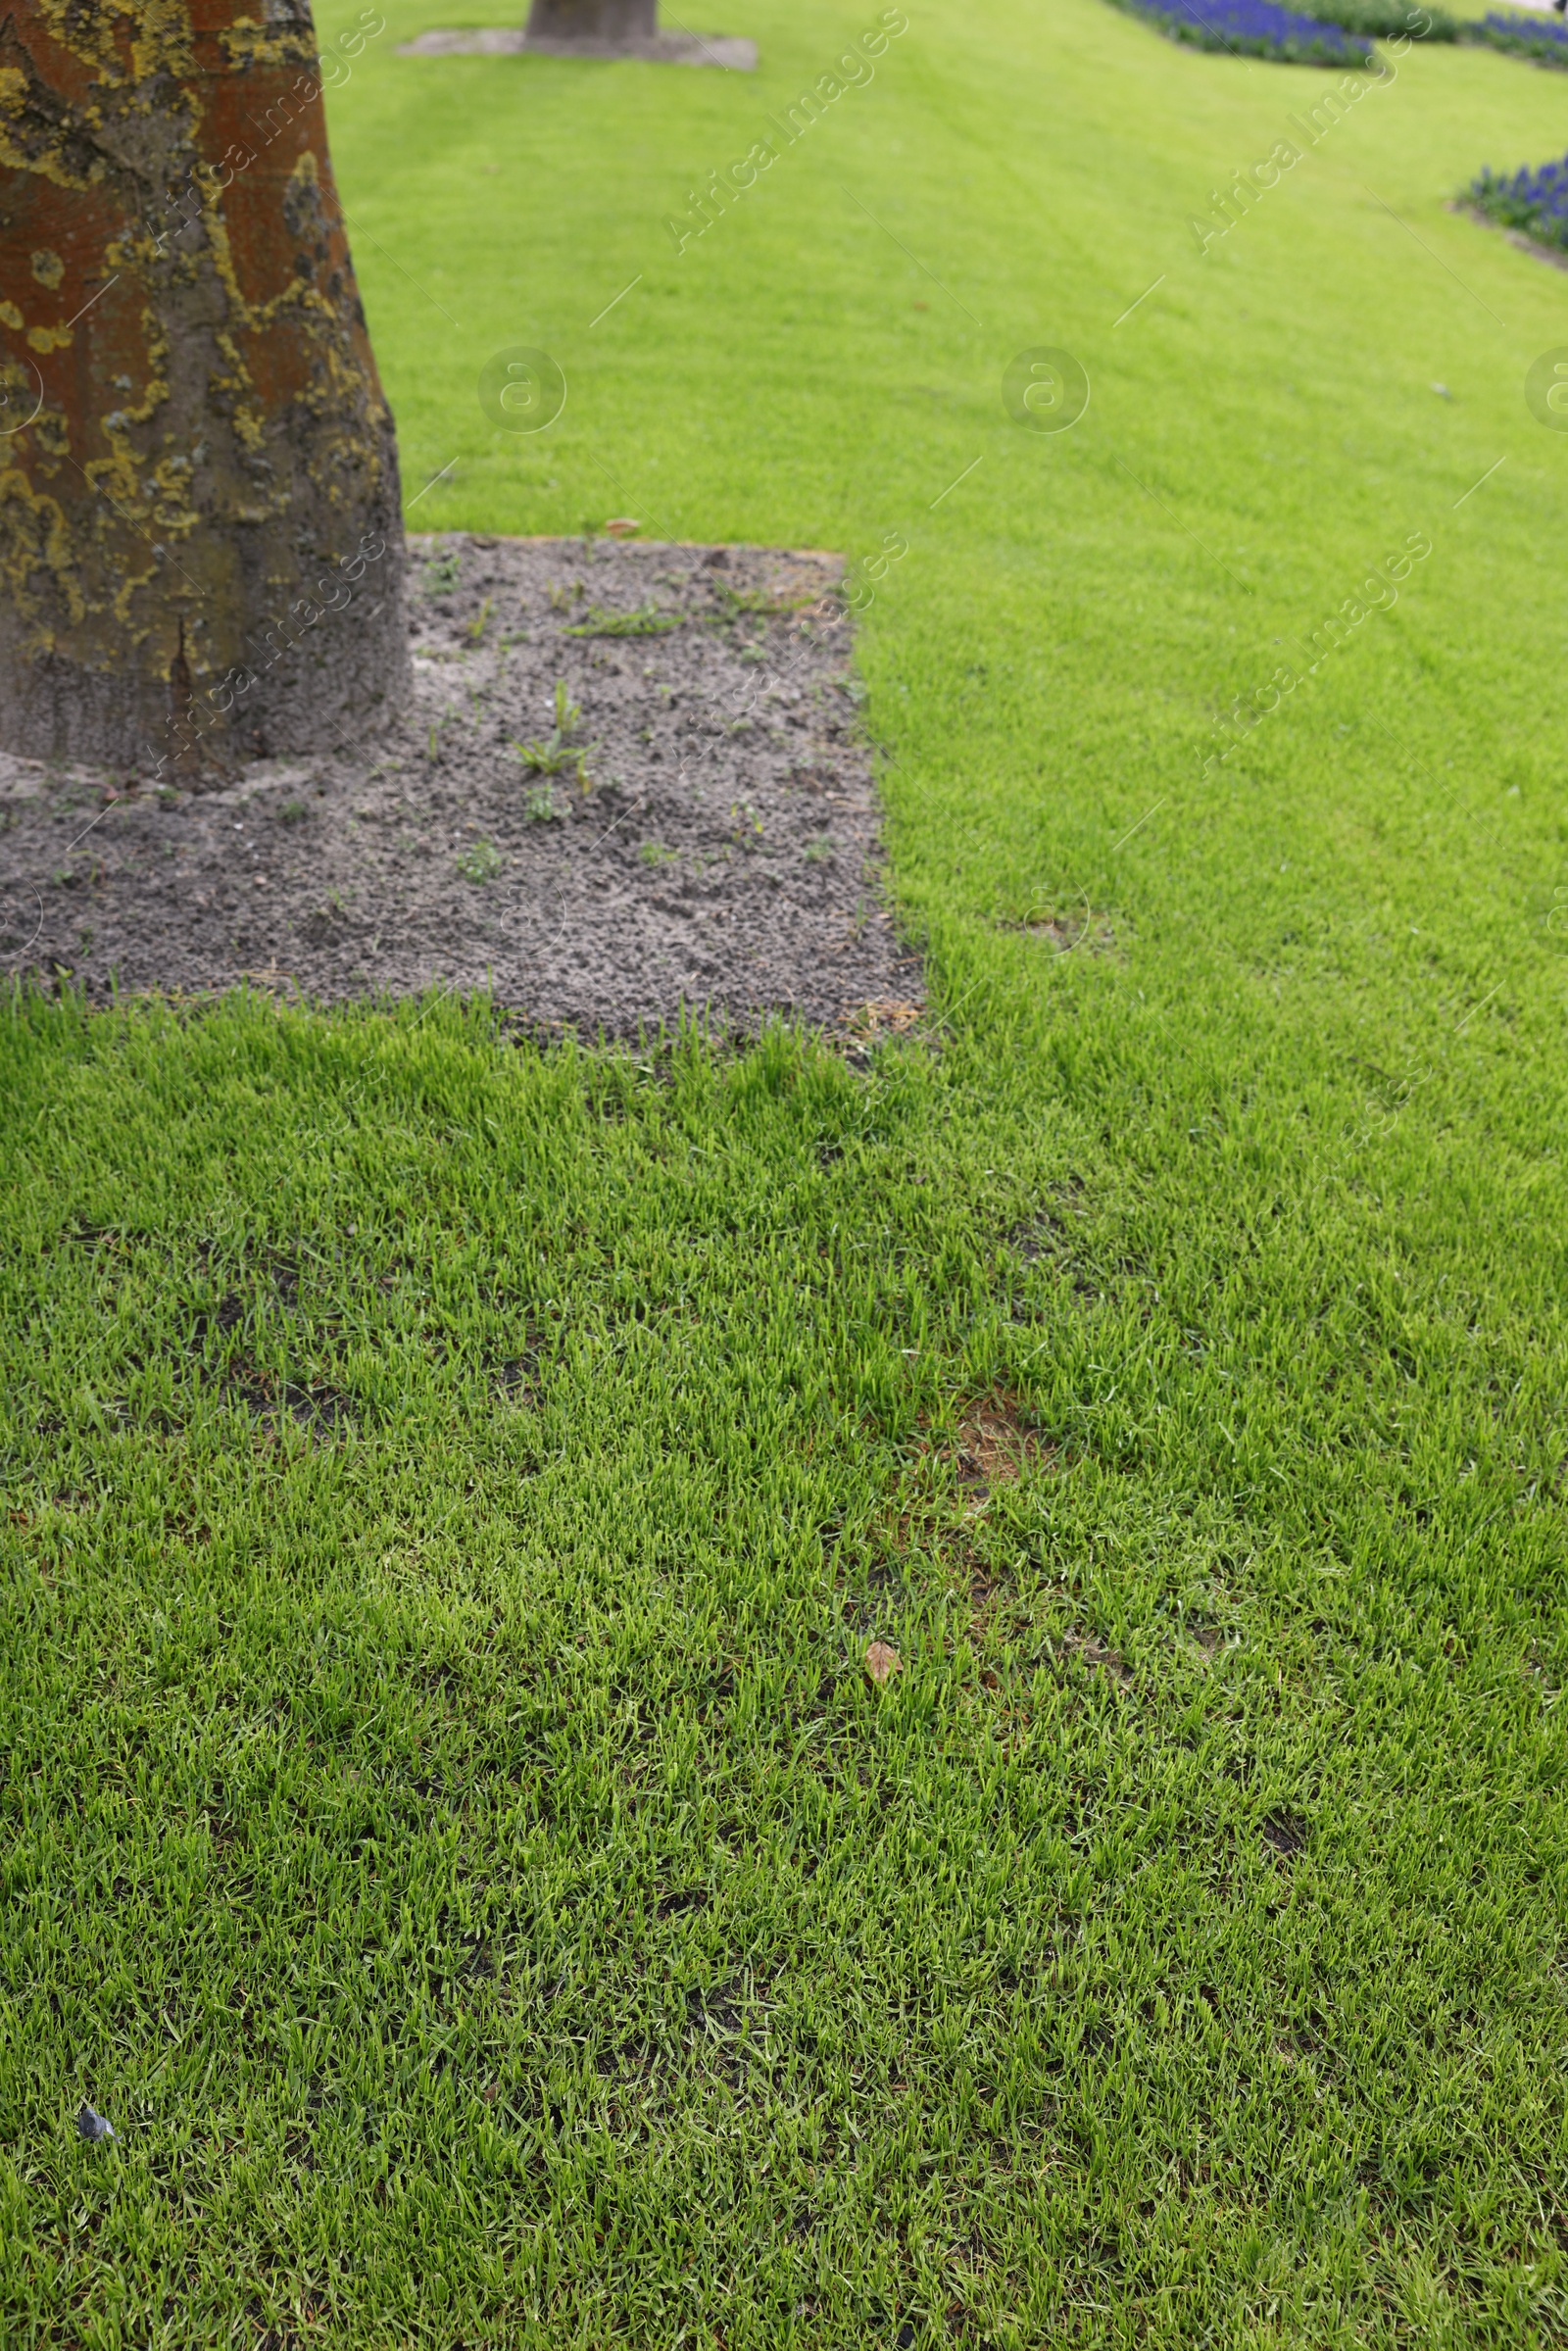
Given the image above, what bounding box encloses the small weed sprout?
[522,783,564,823]
[564,601,680,639]
[457,839,503,882]
[711,582,808,622]
[466,596,494,643]
[279,798,308,824]
[515,681,592,790]
[425,553,461,595]
[805,835,836,862]
[638,841,676,867]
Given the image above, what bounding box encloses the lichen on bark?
[0,1,410,775]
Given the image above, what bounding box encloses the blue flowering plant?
[1107,0,1374,62]
[1468,11,1568,66]
[1469,150,1568,252]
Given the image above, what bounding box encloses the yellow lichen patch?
[0,467,85,625]
[25,324,73,354]
[31,0,198,85]
[126,328,171,428]
[208,326,256,405]
[200,209,250,324]
[148,450,201,536]
[0,60,103,192]
[0,140,102,194]
[128,0,199,84]
[112,560,162,624]
[0,303,22,332]
[83,446,146,518]
[30,412,73,460]
[30,251,65,288]
[220,19,318,71]
[103,224,143,271]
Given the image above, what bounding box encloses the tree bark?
[0,2,410,778]
[526,0,659,43]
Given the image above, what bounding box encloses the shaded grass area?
[4,0,1568,2339]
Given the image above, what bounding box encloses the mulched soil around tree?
[0,536,920,1044]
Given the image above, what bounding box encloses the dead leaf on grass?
[864,1640,902,1688]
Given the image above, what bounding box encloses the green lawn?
[4,0,1568,2340]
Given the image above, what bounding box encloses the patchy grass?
[4,971,1565,2345]
[3,0,1568,2343]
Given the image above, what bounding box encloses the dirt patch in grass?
[856,1396,1056,1641]
[0,535,917,1042]
[948,1396,1053,1500]
[1002,903,1119,956]
[1260,1810,1309,1861]
[1061,1629,1133,1689]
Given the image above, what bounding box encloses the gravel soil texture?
[0,536,919,1042]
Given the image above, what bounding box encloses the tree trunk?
[0,2,410,779]
[526,0,659,43]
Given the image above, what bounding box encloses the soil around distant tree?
[0,537,921,1047]
[527,0,656,40]
[399,21,757,64]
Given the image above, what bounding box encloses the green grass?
[5,0,1568,2340]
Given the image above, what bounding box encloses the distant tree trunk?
[526,0,659,41]
[0,2,410,779]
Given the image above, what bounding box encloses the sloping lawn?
[3,1,1567,2340]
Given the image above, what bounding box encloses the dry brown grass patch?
[947,1394,1053,1501]
[841,997,923,1041]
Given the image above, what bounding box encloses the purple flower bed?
[1109,0,1374,63]
[1469,11,1568,66]
[1470,149,1568,250]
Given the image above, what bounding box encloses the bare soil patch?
[947,1396,1052,1500]
[396,27,758,67]
[0,534,917,1042]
